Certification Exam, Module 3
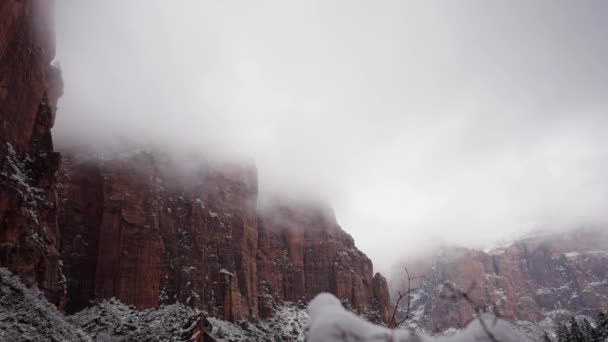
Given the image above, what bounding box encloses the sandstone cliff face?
[1,0,390,324]
[59,153,259,321]
[400,230,608,334]
[58,153,391,323]
[257,200,391,323]
[0,0,65,308]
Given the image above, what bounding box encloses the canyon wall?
[400,230,608,334]
[0,0,390,324]
[58,153,260,320]
[58,153,390,323]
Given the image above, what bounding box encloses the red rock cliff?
[257,199,391,323]
[58,153,391,322]
[0,0,65,308]
[1,1,390,323]
[59,153,259,321]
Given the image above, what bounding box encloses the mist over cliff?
[52,1,608,269]
[2,1,608,341]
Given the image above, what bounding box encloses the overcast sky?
[53,1,608,271]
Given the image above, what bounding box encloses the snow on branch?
[305,293,530,342]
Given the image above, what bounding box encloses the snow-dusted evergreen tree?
[581,318,594,342]
[556,323,571,342]
[569,317,585,342]
[554,312,608,342]
[592,312,608,342]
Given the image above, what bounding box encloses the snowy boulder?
[305,293,530,342]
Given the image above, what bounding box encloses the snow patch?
[564,250,608,258]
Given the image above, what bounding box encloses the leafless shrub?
[389,267,424,329]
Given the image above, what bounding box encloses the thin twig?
[389,267,424,328]
[442,282,501,342]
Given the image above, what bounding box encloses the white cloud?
[53,0,608,271]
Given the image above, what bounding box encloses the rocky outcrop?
[0,0,65,308]
[257,200,391,323]
[372,273,391,323]
[58,153,391,323]
[399,230,608,334]
[0,266,207,342]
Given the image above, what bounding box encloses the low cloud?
[53,1,608,271]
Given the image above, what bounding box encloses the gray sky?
[53,1,608,272]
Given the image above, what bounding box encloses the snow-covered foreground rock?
[1,266,530,342]
[305,293,531,342]
[0,268,90,342]
[0,266,308,341]
[68,300,202,341]
[0,267,202,341]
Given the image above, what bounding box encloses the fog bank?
[53,1,608,271]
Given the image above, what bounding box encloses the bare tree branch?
[389,267,424,329]
[442,282,501,342]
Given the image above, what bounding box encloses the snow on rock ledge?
[0,267,202,342]
[305,293,531,342]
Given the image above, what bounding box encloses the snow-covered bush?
[205,302,309,341]
[0,268,90,342]
[0,267,201,342]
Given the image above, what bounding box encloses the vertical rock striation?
[59,153,260,320]
[58,154,390,323]
[0,0,65,308]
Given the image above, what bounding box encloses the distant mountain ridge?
[396,229,608,340]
